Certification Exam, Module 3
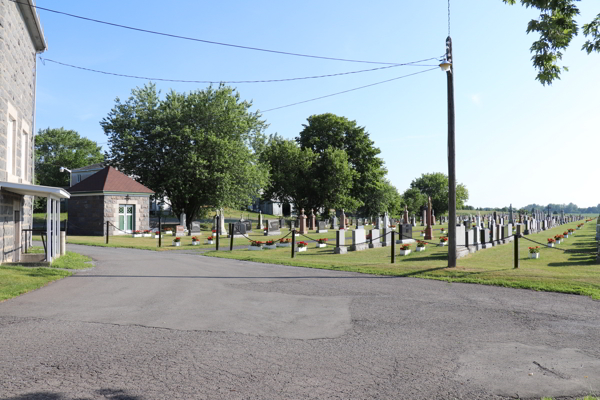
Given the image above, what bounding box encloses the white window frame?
[6,103,18,182]
[21,120,30,182]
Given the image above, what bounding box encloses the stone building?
[67,166,153,235]
[0,0,69,263]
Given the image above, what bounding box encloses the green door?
[118,205,135,233]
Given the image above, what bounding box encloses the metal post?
[106,221,109,244]
[158,215,162,247]
[391,231,395,264]
[291,229,296,258]
[446,36,457,268]
[216,216,220,251]
[229,223,234,251]
[514,233,519,269]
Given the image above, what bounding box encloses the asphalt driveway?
[1,244,599,399]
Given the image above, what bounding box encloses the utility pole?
[445,36,457,268]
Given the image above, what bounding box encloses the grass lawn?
[50,251,94,269]
[204,220,600,300]
[0,266,72,301]
[33,212,68,224]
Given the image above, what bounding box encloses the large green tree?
[409,173,469,216]
[503,0,599,84]
[34,127,104,187]
[259,136,358,215]
[296,113,386,216]
[102,83,269,228]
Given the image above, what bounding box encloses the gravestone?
[243,220,252,233]
[299,209,308,234]
[179,213,186,230]
[175,225,185,237]
[279,218,285,229]
[382,227,392,247]
[257,211,263,229]
[190,221,202,234]
[317,220,328,233]
[219,209,226,234]
[350,228,368,251]
[396,223,415,244]
[339,209,347,230]
[331,216,338,230]
[421,209,426,226]
[375,217,381,229]
[369,228,381,249]
[334,230,347,254]
[265,219,281,236]
[309,209,316,230]
[481,228,491,249]
[230,221,246,238]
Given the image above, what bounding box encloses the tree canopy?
[34,127,104,187]
[102,83,268,227]
[408,173,469,215]
[296,113,386,216]
[503,0,600,84]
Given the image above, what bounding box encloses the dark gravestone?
[243,221,252,232]
[289,220,295,230]
[401,224,413,240]
[232,221,247,236]
[279,218,285,229]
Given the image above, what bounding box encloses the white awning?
[0,182,70,199]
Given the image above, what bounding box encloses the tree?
[34,127,104,187]
[402,187,427,216]
[259,136,358,215]
[296,113,386,216]
[409,173,469,215]
[503,0,600,85]
[102,83,269,228]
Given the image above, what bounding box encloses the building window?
[21,130,28,181]
[7,117,16,176]
[77,174,81,183]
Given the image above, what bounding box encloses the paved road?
[1,245,599,400]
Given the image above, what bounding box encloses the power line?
[39,57,440,84]
[261,67,438,112]
[12,0,409,65]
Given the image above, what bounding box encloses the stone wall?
[0,0,37,183]
[68,194,151,236]
[68,195,105,236]
[0,190,25,262]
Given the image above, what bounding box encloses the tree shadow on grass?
[403,252,448,262]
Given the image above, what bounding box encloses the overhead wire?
[12,0,412,65]
[261,67,438,112]
[38,57,440,84]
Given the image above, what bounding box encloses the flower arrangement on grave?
[563,231,569,236]
[192,236,199,242]
[265,240,275,246]
[547,238,555,243]
[416,240,425,248]
[133,230,142,234]
[207,236,213,241]
[143,230,151,234]
[440,228,445,233]
[557,234,564,240]
[250,240,263,247]
[528,246,540,254]
[400,244,411,251]
[279,238,292,243]
[211,229,216,234]
[165,228,172,232]
[390,225,396,228]
[439,236,448,243]
[568,228,575,233]
[297,241,308,248]
[173,237,181,242]
[317,238,328,244]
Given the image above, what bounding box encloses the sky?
[32,0,600,210]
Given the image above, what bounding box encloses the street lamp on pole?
[441,36,456,268]
[59,167,72,187]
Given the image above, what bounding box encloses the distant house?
[70,163,169,214]
[0,0,69,263]
[67,166,153,235]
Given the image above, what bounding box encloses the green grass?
[0,266,72,301]
[33,212,68,224]
[204,221,600,300]
[50,251,94,269]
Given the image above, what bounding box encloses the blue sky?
[33,0,599,209]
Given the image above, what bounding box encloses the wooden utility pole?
[446,36,457,268]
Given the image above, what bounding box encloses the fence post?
[391,231,395,264]
[514,233,519,269]
[229,223,234,251]
[158,215,162,247]
[216,216,220,251]
[291,229,296,258]
[106,221,109,244]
